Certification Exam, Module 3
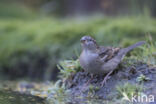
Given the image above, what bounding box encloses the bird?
[79,35,145,86]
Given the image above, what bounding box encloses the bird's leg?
[101,71,113,87]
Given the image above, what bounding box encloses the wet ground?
[0,62,155,104]
[0,90,46,104]
[63,62,156,104]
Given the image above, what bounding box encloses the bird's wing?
[98,46,110,57]
[98,46,121,62]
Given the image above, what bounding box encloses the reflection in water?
[0,90,46,104]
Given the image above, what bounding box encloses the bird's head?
[80,36,98,51]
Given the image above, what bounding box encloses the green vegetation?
[136,74,151,83]
[47,80,71,104]
[57,59,81,80]
[0,3,37,19]
[0,15,156,79]
[116,82,144,103]
[122,37,156,68]
[0,1,156,104]
[140,38,156,65]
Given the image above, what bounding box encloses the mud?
[64,62,156,103]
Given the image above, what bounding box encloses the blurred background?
[0,0,156,81]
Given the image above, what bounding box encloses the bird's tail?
[102,41,145,73]
[124,41,146,53]
[117,41,146,59]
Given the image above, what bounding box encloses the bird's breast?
[79,51,101,73]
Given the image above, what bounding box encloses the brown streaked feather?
[98,46,121,62]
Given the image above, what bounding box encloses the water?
[0,90,46,104]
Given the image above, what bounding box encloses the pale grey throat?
[79,35,145,75]
[80,36,98,52]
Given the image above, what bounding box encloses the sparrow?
[79,35,145,86]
